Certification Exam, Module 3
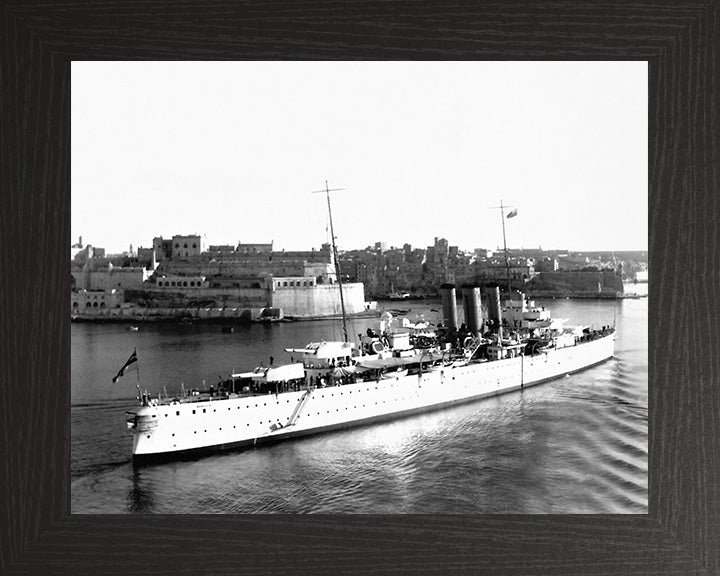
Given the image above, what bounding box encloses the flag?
[506,208,518,218]
[112,350,138,383]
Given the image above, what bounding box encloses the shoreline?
[71,309,383,324]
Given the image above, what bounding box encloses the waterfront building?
[481,258,537,284]
[155,274,208,289]
[71,289,124,314]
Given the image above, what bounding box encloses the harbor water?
[71,288,648,513]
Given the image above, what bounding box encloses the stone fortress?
[71,235,370,322]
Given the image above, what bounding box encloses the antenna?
[311,181,348,343]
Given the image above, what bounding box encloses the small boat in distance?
[129,326,139,332]
[387,292,411,301]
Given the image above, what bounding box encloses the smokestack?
[440,283,458,330]
[462,286,483,336]
[484,286,502,326]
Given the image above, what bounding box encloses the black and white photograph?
[70,61,648,514]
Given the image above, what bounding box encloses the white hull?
[130,333,615,461]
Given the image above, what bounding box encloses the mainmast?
[500,200,511,294]
[312,181,348,342]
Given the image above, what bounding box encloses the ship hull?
[131,333,615,463]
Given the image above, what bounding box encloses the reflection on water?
[72,294,647,514]
[128,466,155,514]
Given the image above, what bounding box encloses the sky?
[72,61,647,255]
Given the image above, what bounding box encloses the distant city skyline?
[72,61,648,255]
[72,230,646,258]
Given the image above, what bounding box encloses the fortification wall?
[121,283,366,316]
[158,260,310,278]
[71,305,266,322]
[526,270,624,296]
[72,268,149,291]
[126,287,270,308]
[271,283,366,317]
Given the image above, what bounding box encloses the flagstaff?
[491,200,518,295]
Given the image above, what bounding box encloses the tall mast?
[499,199,511,294]
[312,181,348,342]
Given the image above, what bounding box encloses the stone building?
[171,234,203,260]
[71,289,124,314]
[72,264,152,291]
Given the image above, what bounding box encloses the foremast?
[313,180,348,343]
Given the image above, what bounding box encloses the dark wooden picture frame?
[1,1,716,574]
